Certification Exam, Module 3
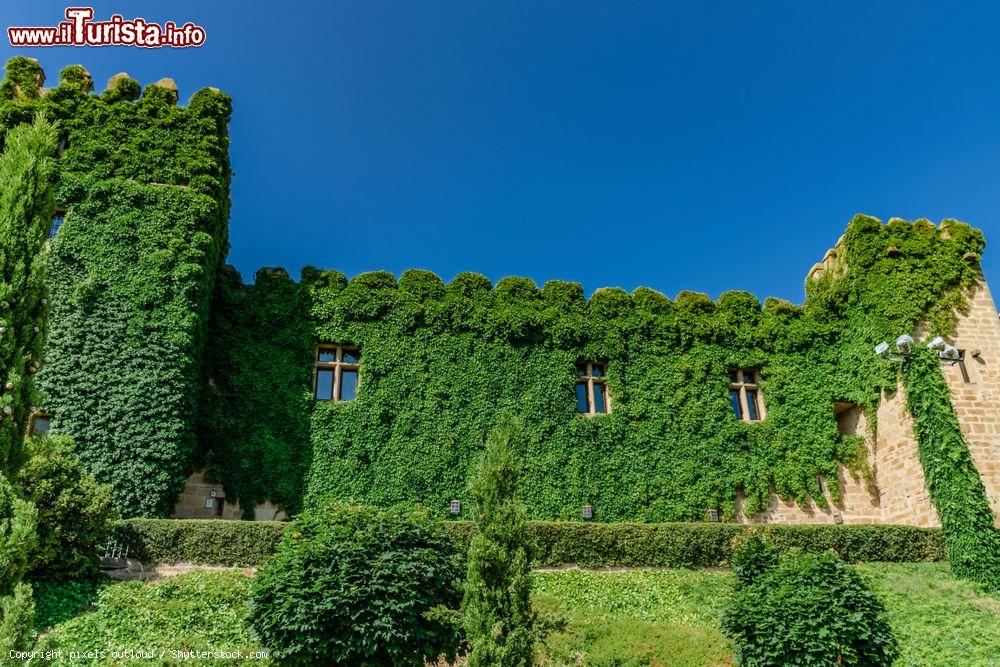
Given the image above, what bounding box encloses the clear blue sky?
[3,1,999,303]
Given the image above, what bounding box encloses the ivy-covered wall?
[201,216,987,523]
[0,57,232,517]
[0,57,992,532]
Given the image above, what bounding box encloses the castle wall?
[944,274,1000,525]
[172,470,288,521]
[735,273,1000,527]
[872,385,938,526]
[176,271,1000,525]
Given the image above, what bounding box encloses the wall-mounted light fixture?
[940,345,961,362]
[449,500,461,516]
[204,498,214,509]
[706,508,720,523]
[875,334,963,365]
[582,504,593,520]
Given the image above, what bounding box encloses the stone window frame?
[314,345,361,402]
[575,360,611,416]
[729,368,765,422]
[29,412,53,437]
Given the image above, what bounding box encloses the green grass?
[34,571,270,666]
[858,563,1000,666]
[534,568,733,666]
[30,563,1000,666]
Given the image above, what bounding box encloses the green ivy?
[902,348,1000,589]
[0,58,232,517]
[200,215,985,525]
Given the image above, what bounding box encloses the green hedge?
[115,519,945,568]
[115,519,286,568]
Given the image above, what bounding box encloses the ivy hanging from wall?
[0,57,232,517]
[202,216,987,526]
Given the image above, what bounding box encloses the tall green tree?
[463,413,536,667]
[0,114,59,655]
[0,114,58,472]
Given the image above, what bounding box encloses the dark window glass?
[958,351,971,383]
[575,362,588,377]
[340,370,358,401]
[743,370,756,384]
[315,369,334,400]
[593,384,607,413]
[49,215,64,239]
[729,369,739,383]
[342,349,360,364]
[729,390,742,418]
[317,349,336,363]
[575,382,589,413]
[591,364,604,378]
[31,416,51,436]
[746,390,760,421]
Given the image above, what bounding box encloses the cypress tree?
[463,413,535,667]
[0,114,58,472]
[0,114,58,652]
[0,477,35,651]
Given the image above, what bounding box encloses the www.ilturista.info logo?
[8,7,206,48]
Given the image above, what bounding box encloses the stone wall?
[736,271,1000,527]
[172,470,289,521]
[944,273,1000,525]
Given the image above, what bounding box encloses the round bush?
[729,528,780,586]
[722,549,898,666]
[19,436,115,579]
[249,504,465,665]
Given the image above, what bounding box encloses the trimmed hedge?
[115,519,945,568]
[115,519,285,568]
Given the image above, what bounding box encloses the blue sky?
[3,1,999,303]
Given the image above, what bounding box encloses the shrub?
[30,577,107,631]
[19,435,115,579]
[729,528,780,586]
[249,504,465,665]
[722,548,898,666]
[463,414,536,667]
[0,582,34,652]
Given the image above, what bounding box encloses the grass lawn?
[30,563,1000,666]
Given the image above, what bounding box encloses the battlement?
[805,215,984,287]
[1,56,216,107]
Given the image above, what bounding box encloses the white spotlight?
[895,335,914,354]
[927,336,946,351]
[875,342,891,359]
[940,345,961,361]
